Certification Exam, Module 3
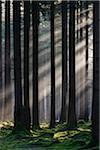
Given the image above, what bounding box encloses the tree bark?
[13,1,23,130]
[67,1,77,129]
[84,2,89,122]
[77,1,79,43]
[80,1,83,40]
[0,1,2,120]
[60,1,67,123]
[4,1,11,120]
[32,1,39,128]
[50,2,55,128]
[24,1,31,131]
[92,1,99,145]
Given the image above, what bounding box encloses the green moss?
[0,121,99,150]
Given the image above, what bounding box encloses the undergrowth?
[0,120,99,150]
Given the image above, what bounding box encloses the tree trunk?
[50,2,55,128]
[92,1,99,145]
[77,1,79,43]
[23,1,31,131]
[0,1,2,120]
[13,1,23,130]
[67,1,77,129]
[60,1,67,123]
[84,2,89,122]
[32,1,39,128]
[80,1,83,40]
[4,1,11,120]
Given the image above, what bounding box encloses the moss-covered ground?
[0,121,99,150]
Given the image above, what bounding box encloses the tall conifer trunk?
[84,2,89,121]
[67,1,77,129]
[4,1,11,120]
[50,2,55,128]
[60,1,67,123]
[80,1,83,40]
[23,1,31,130]
[32,1,39,128]
[0,1,2,120]
[92,1,99,145]
[13,1,23,130]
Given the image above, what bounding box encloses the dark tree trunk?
[32,1,39,128]
[60,1,67,123]
[50,2,55,128]
[92,1,99,145]
[23,1,31,131]
[0,1,2,120]
[77,1,79,43]
[84,2,89,122]
[13,1,23,130]
[4,1,11,120]
[80,1,83,40]
[67,2,77,129]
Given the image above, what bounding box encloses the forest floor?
[0,121,99,150]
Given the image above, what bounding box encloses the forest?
[0,0,99,150]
